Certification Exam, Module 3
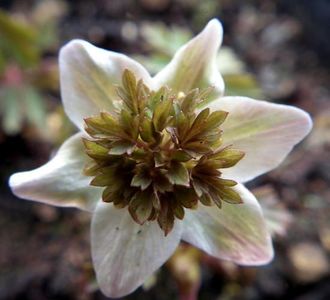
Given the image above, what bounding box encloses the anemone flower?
[9,19,312,298]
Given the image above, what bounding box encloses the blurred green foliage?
[0,10,40,71]
[0,1,66,136]
[0,83,46,134]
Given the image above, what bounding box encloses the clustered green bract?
[83,70,244,235]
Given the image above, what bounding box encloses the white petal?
[60,39,153,129]
[182,184,273,265]
[154,19,224,99]
[9,133,100,212]
[91,203,182,297]
[207,96,313,182]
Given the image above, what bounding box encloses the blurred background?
[0,0,329,299]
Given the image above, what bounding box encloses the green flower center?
[83,69,244,235]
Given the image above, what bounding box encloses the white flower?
[9,19,312,298]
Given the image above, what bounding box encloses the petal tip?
[59,39,94,65]
[301,109,313,136]
[234,235,274,267]
[206,18,223,35]
[60,38,86,51]
[8,172,28,199]
[8,174,16,190]
[9,172,21,192]
[286,105,313,141]
[201,18,223,47]
[253,237,274,266]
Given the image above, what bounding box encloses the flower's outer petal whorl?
[207,96,313,183]
[60,39,153,130]
[154,19,224,100]
[182,184,274,265]
[9,133,101,212]
[91,202,182,297]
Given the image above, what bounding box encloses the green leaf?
[218,178,238,187]
[205,110,228,130]
[200,193,213,206]
[121,69,139,114]
[154,152,166,167]
[192,180,204,197]
[83,139,109,160]
[209,188,222,208]
[209,147,245,168]
[122,69,136,95]
[183,108,210,142]
[152,191,161,211]
[122,69,137,98]
[102,186,124,203]
[131,148,148,161]
[183,141,211,154]
[193,160,221,177]
[90,174,112,187]
[196,86,215,107]
[131,170,152,190]
[129,190,153,225]
[171,150,192,162]
[148,86,169,110]
[140,117,156,143]
[175,187,198,208]
[153,172,173,193]
[165,161,190,186]
[116,86,131,108]
[152,98,173,132]
[181,88,199,114]
[102,186,113,202]
[216,187,242,204]
[175,111,190,140]
[113,195,130,208]
[85,112,132,141]
[172,203,185,220]
[120,110,139,140]
[157,199,175,236]
[109,140,135,155]
[100,111,120,127]
[136,79,149,112]
[83,161,102,176]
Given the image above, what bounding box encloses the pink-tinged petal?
[182,184,274,265]
[154,19,224,99]
[91,202,182,298]
[207,96,313,182]
[59,39,153,130]
[9,133,100,212]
